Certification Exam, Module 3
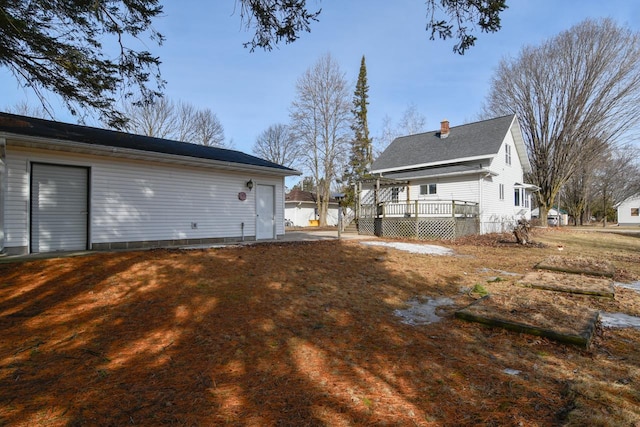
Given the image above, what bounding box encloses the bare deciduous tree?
[290,53,351,226]
[190,108,226,147]
[375,104,428,155]
[123,97,176,139]
[593,147,640,226]
[121,98,226,147]
[398,103,427,137]
[252,124,300,168]
[562,161,596,226]
[4,101,49,119]
[483,19,640,223]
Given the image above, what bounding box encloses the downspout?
[478,173,483,234]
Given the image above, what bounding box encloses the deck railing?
[360,200,478,219]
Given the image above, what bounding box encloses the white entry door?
[256,184,275,240]
[31,163,89,253]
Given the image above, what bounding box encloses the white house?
[284,189,339,227]
[0,112,299,255]
[360,115,537,237]
[617,195,640,226]
[531,207,568,226]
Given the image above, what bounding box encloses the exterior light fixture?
[246,179,254,191]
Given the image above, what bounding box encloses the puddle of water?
[600,312,640,329]
[394,297,454,325]
[614,281,640,293]
[361,241,454,256]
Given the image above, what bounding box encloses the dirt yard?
[1,228,639,426]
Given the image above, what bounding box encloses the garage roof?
[0,112,298,174]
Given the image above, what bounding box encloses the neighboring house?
[284,189,339,227]
[617,195,640,226]
[359,115,537,238]
[531,207,568,226]
[0,112,299,255]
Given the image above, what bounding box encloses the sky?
[2,1,640,184]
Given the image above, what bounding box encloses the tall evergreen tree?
[343,55,372,208]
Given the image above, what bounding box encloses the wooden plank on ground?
[517,271,615,298]
[455,292,600,348]
[535,256,615,278]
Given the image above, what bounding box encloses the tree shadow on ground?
[0,240,636,425]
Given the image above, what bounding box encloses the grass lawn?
[1,228,639,426]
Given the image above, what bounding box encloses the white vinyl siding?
[5,150,30,249]
[617,196,640,226]
[285,203,339,227]
[411,176,478,203]
[4,145,286,251]
[482,128,532,233]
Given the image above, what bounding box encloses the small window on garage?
[632,208,639,217]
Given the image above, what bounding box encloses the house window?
[499,184,504,200]
[632,208,639,217]
[505,144,512,166]
[514,188,521,206]
[420,183,437,195]
[391,187,399,203]
[524,193,530,208]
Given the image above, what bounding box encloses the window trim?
[391,187,400,203]
[505,144,512,166]
[499,183,504,200]
[632,207,639,217]
[420,183,437,196]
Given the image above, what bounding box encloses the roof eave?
[3,132,301,177]
[371,154,495,175]
[509,116,532,173]
[383,167,497,181]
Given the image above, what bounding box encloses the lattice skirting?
[358,218,375,235]
[358,217,479,240]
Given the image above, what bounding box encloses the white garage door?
[31,163,89,253]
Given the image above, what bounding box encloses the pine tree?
[343,56,372,208]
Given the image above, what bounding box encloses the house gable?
[372,115,518,174]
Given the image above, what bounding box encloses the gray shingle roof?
[0,112,298,174]
[371,115,515,173]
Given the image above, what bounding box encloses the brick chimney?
[440,120,450,139]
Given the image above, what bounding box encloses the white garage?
[0,112,299,255]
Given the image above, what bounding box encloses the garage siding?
[4,146,285,252]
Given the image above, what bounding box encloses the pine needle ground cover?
[1,229,639,426]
